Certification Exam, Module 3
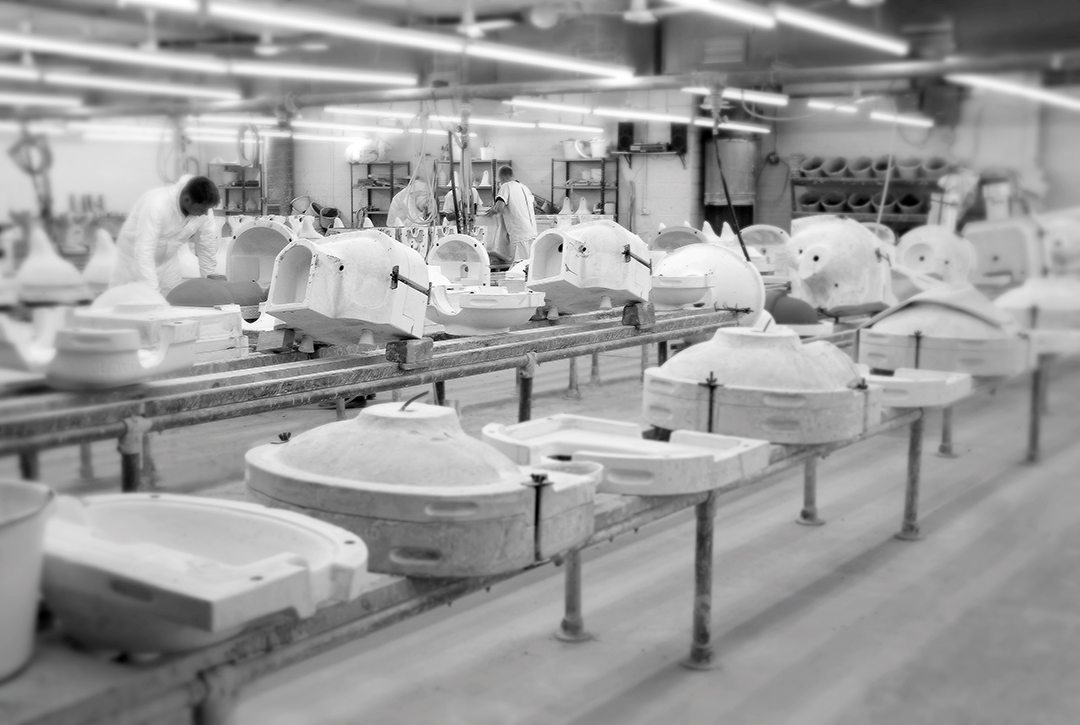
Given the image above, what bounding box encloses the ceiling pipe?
[4,48,1080,121]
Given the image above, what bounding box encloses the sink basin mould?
[964,217,1046,288]
[858,284,1029,376]
[896,226,976,283]
[45,321,198,390]
[705,221,775,274]
[428,285,545,336]
[246,402,601,578]
[426,234,491,287]
[42,494,368,654]
[651,224,708,251]
[650,274,712,309]
[527,220,651,315]
[651,243,765,324]
[995,277,1080,331]
[226,218,297,289]
[643,327,883,444]
[740,224,791,271]
[856,365,973,409]
[264,229,429,347]
[74,300,246,361]
[0,479,53,682]
[1036,216,1080,275]
[788,217,895,311]
[482,414,771,496]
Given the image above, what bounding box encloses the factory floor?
[6,352,1080,724]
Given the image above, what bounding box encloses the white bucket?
[0,480,53,681]
[479,146,495,161]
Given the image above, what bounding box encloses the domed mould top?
[866,284,1020,340]
[426,234,490,287]
[995,277,1080,329]
[658,327,862,392]
[896,226,976,284]
[651,243,765,324]
[274,403,525,489]
[227,218,296,288]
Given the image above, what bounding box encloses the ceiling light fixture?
[465,42,632,79]
[773,4,909,56]
[683,85,789,106]
[503,98,594,115]
[662,0,776,29]
[292,120,404,134]
[946,73,1080,113]
[868,110,934,128]
[189,114,281,126]
[807,99,859,113]
[324,106,418,119]
[0,64,40,82]
[691,118,771,134]
[229,61,415,86]
[594,107,692,123]
[0,89,83,107]
[537,122,605,133]
[44,71,240,100]
[407,128,478,138]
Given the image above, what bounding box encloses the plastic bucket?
[871,192,897,214]
[797,192,823,212]
[849,156,873,178]
[897,193,925,214]
[822,157,848,178]
[0,480,53,682]
[821,192,847,213]
[896,157,922,180]
[848,192,874,214]
[872,155,895,178]
[799,156,825,178]
[922,156,949,180]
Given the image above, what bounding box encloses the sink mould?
[42,494,368,654]
[527,220,651,315]
[482,414,770,496]
[704,221,776,275]
[643,327,882,444]
[427,286,545,336]
[862,222,897,246]
[858,284,1029,376]
[1036,216,1080,275]
[74,302,245,360]
[246,402,601,578]
[264,230,429,347]
[995,277,1080,331]
[896,226,976,284]
[651,225,708,251]
[426,234,491,287]
[650,274,712,309]
[46,321,198,390]
[856,365,973,408]
[0,479,53,682]
[651,243,765,325]
[740,224,791,272]
[226,218,297,289]
[964,217,1046,288]
[788,217,895,311]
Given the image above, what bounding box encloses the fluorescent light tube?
[83,134,166,143]
[774,4,909,56]
[0,28,226,73]
[465,43,633,79]
[663,0,776,28]
[869,110,933,128]
[70,122,170,134]
[594,107,690,123]
[0,120,67,134]
[229,61,416,87]
[538,122,605,133]
[291,132,397,143]
[504,98,594,114]
[807,99,859,113]
[692,118,771,134]
[722,87,788,106]
[324,106,418,119]
[0,64,40,82]
[292,120,404,134]
[467,117,537,129]
[189,115,280,126]
[946,74,1080,113]
[407,128,478,137]
[44,71,240,99]
[0,90,82,107]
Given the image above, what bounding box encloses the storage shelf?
[558,157,611,163]
[791,176,942,186]
[792,211,929,223]
[553,185,617,191]
[351,160,409,229]
[220,184,260,190]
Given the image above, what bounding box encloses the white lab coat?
[110,175,218,294]
[493,180,537,263]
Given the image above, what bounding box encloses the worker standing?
[110,174,220,295]
[483,165,537,263]
[386,178,434,226]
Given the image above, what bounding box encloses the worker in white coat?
[482,165,536,263]
[109,175,220,294]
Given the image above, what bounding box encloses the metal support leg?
[434,380,447,407]
[518,353,537,423]
[555,549,591,642]
[1027,354,1049,464]
[119,416,151,493]
[796,456,824,526]
[937,404,958,458]
[590,352,601,385]
[657,340,669,366]
[682,491,719,670]
[565,357,581,400]
[18,450,40,481]
[640,344,649,382]
[78,442,94,480]
[141,431,158,489]
[335,397,347,420]
[896,413,925,541]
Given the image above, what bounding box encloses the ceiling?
[0,0,1078,119]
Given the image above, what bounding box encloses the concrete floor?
[7,352,1079,724]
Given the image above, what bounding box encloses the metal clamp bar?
[389,265,431,298]
[622,244,652,270]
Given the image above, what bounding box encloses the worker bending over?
[110,175,220,295]
[482,165,537,263]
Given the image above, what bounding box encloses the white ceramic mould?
[996,277,1080,357]
[896,226,977,284]
[787,217,895,311]
[858,283,1029,377]
[265,229,429,347]
[16,225,91,305]
[740,224,791,273]
[73,300,246,362]
[42,494,369,654]
[428,286,546,336]
[1035,216,1080,276]
[0,479,53,681]
[651,242,765,325]
[643,327,883,444]
[704,221,774,274]
[862,222,897,246]
[482,414,771,497]
[964,217,1046,288]
[246,402,602,578]
[426,234,492,287]
[651,224,709,252]
[527,220,652,315]
[855,365,973,409]
[227,217,298,289]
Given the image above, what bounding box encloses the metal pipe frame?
[896,413,926,541]
[796,456,825,526]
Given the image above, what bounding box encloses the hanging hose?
[8,129,54,221]
[711,113,752,263]
[447,129,463,234]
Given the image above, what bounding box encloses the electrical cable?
[710,115,752,262]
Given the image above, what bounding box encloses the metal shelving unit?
[435,158,510,206]
[552,157,618,217]
[790,173,940,230]
[208,162,263,216]
[351,161,410,228]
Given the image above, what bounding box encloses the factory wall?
[1040,86,1080,212]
